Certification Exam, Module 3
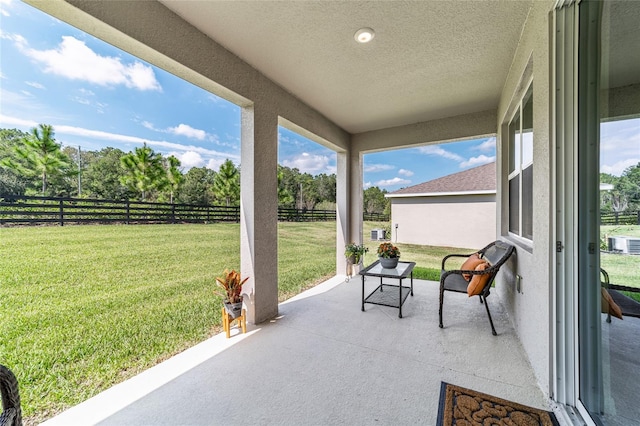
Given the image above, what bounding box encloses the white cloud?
[0,31,27,46]
[0,114,36,128]
[72,97,91,106]
[207,158,225,170]
[142,121,156,130]
[0,113,238,161]
[364,163,395,173]
[16,35,161,91]
[70,88,106,112]
[473,137,496,152]
[282,152,331,174]
[459,155,495,168]
[143,121,212,142]
[375,177,411,187]
[0,0,13,16]
[78,88,95,96]
[601,158,640,177]
[168,123,206,140]
[418,145,463,161]
[398,169,414,177]
[25,81,45,90]
[363,181,372,189]
[174,151,204,169]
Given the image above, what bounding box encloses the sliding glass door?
[556,1,639,424]
[578,1,640,424]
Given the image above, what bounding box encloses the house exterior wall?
[390,194,496,250]
[495,0,555,395]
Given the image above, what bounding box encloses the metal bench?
[439,241,516,336]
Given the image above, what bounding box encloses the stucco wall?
[495,0,555,396]
[390,194,496,249]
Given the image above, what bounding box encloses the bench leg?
[482,295,497,336]
[438,285,445,329]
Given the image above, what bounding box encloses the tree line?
[0,125,390,214]
[600,164,640,213]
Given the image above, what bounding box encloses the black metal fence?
[601,211,640,226]
[0,195,390,226]
[363,212,389,222]
[0,195,240,225]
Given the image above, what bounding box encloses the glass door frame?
[552,0,602,424]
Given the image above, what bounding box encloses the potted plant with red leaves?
[215,269,249,319]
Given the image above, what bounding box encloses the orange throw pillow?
[601,288,623,320]
[460,253,484,281]
[467,262,492,296]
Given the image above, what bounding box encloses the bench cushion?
[460,253,483,281]
[467,262,492,296]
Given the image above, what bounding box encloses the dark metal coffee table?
[360,260,416,318]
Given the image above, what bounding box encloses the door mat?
[437,382,559,426]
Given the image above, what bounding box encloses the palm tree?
[119,143,165,201]
[1,124,74,194]
[213,159,240,206]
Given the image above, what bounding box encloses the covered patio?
[20,0,639,424]
[43,276,549,425]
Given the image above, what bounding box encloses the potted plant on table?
[215,269,249,319]
[377,242,400,269]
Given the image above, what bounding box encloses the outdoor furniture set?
[360,240,516,335]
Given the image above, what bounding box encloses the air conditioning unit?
[607,236,640,255]
[371,229,386,240]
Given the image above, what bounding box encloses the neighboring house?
[386,162,496,249]
[22,2,640,425]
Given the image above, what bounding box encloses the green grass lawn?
[600,225,640,292]
[0,222,338,423]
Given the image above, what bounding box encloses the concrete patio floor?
[43,275,551,425]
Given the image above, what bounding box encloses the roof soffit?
[159,1,533,134]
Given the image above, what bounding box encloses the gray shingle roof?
[388,162,496,196]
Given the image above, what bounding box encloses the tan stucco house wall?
[389,193,496,250]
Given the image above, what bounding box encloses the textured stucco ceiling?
[159,1,533,134]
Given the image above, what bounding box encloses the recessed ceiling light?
[354,28,375,43]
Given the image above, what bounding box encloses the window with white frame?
[508,83,533,240]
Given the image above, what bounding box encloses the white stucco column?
[336,151,349,275]
[349,150,364,244]
[241,104,278,324]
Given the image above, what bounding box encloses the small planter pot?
[224,301,244,319]
[379,256,399,269]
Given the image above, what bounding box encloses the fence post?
[171,204,176,224]
[126,200,130,225]
[59,199,64,226]
[637,211,640,225]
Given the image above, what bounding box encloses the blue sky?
[1,1,637,193]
